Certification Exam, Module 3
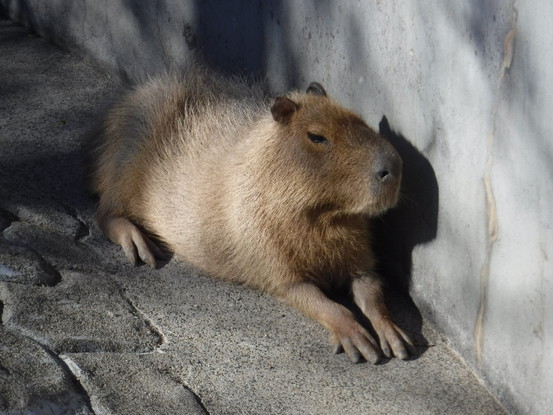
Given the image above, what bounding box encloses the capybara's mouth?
[364,181,402,217]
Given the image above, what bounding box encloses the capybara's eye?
[307,132,327,144]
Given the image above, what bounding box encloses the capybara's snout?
[373,145,402,185]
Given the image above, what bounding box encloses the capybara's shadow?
[369,116,439,360]
[375,116,439,291]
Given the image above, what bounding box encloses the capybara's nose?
[374,150,402,183]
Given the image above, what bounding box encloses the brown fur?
[86,69,412,363]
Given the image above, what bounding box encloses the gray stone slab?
[0,175,86,240]
[112,264,506,415]
[0,327,93,415]
[0,270,161,353]
[61,352,207,415]
[0,239,60,285]
[2,221,104,273]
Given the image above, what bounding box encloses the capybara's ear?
[306,82,327,97]
[271,96,298,125]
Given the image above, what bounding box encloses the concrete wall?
[2,1,551,413]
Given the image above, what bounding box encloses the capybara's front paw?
[371,318,413,360]
[330,321,382,364]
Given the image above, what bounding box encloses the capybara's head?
[270,83,402,217]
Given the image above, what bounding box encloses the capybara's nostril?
[375,151,401,183]
[377,169,391,181]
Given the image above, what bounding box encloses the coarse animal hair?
[86,68,412,363]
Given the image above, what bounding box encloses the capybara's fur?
[86,69,412,363]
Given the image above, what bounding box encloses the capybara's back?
[87,70,266,224]
[87,69,413,364]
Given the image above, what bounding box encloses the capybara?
[86,69,412,363]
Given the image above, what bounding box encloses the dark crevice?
[0,240,62,287]
[28,337,97,415]
[63,204,91,242]
[36,256,63,287]
[175,379,210,415]
[74,219,90,242]
[116,285,166,347]
[0,207,18,232]
[0,299,3,325]
[0,363,10,376]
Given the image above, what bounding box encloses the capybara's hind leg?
[98,215,160,267]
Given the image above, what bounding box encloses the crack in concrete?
[81,0,88,42]
[0,240,62,286]
[498,7,517,88]
[175,378,210,415]
[0,207,18,232]
[155,0,171,68]
[59,354,110,415]
[475,129,499,364]
[74,220,91,242]
[117,286,167,348]
[66,206,91,242]
[57,353,211,415]
[27,336,97,415]
[475,2,518,364]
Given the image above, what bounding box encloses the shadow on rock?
[369,116,439,357]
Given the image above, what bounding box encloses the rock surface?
[0,17,506,414]
[0,328,94,415]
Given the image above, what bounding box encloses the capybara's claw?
[331,322,381,364]
[374,320,412,360]
[100,215,158,267]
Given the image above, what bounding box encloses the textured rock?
[112,264,505,415]
[2,221,104,272]
[0,208,16,232]
[0,239,61,285]
[61,353,207,415]
[0,327,93,415]
[0,271,161,353]
[0,175,87,239]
